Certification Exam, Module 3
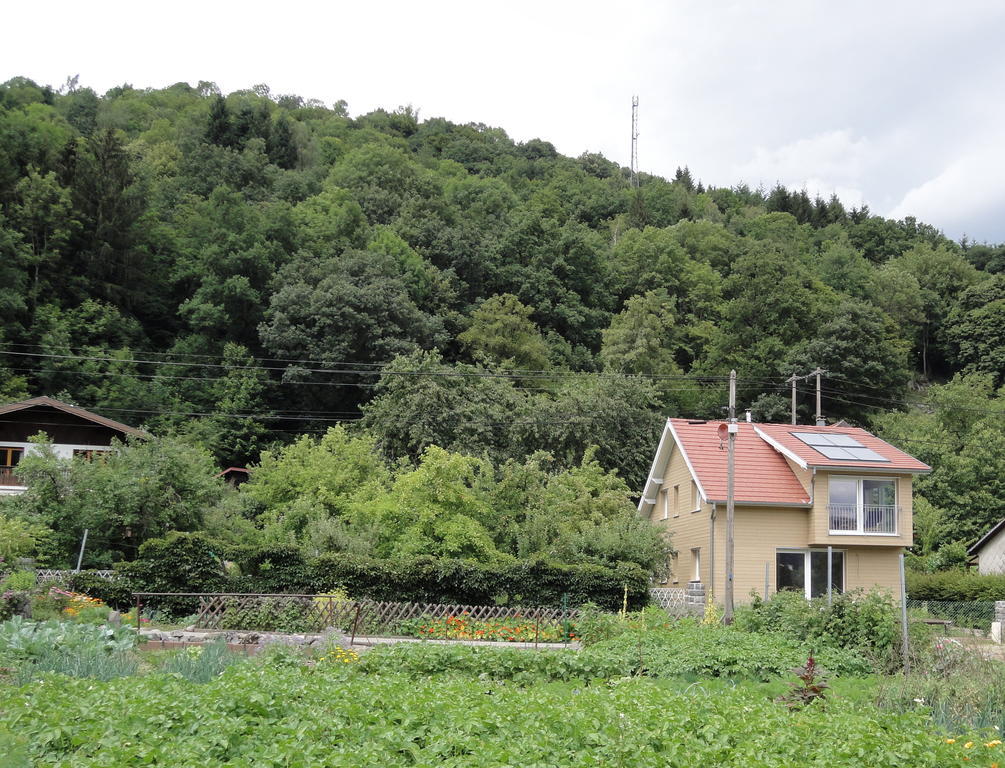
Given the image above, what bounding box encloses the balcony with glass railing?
[828,504,899,535]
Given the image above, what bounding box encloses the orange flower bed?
[398,613,575,642]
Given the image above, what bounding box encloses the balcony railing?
[0,467,25,487]
[828,504,899,535]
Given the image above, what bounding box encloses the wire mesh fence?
[906,599,997,635]
[35,569,116,583]
[649,588,688,616]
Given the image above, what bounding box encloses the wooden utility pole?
[787,375,797,425]
[724,370,737,624]
[814,367,825,425]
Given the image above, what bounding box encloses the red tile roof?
[669,419,811,506]
[753,423,930,473]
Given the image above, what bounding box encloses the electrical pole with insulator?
[724,369,737,624]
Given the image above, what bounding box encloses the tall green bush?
[66,572,133,611]
[116,532,226,617]
[232,550,649,610]
[907,569,1005,601]
[734,590,900,655]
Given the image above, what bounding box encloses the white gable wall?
[977,526,1005,575]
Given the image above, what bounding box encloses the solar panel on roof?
[790,432,890,462]
[792,432,832,445]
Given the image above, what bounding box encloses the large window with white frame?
[776,549,844,598]
[828,476,898,535]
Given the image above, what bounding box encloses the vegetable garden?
[3,596,1005,767]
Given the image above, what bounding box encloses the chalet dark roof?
[216,467,250,477]
[968,519,1005,556]
[0,396,149,439]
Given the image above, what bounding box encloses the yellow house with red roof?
[638,418,930,602]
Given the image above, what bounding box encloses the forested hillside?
[1,76,1003,563]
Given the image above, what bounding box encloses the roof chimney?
[745,409,752,423]
[816,417,826,426]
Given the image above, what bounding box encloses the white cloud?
[731,130,871,207]
[888,143,1005,240]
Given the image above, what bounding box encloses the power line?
[820,386,1005,416]
[0,346,796,384]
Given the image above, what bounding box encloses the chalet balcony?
[828,504,899,535]
[0,466,25,488]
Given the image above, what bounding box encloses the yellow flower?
[986,741,1002,748]
[964,742,974,749]
[946,739,956,744]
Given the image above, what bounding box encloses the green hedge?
[66,572,134,611]
[112,536,650,615]
[231,548,649,611]
[116,532,227,617]
[906,569,1005,601]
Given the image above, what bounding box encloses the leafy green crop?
[360,622,872,681]
[0,617,138,683]
[0,662,986,767]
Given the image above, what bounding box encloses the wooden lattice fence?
[175,593,580,635]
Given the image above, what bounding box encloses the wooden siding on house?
[648,440,712,587]
[714,506,810,601]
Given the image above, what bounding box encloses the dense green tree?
[3,435,225,566]
[244,425,387,517]
[10,168,76,312]
[887,243,981,377]
[944,275,1005,385]
[785,300,911,423]
[458,293,551,371]
[514,375,665,490]
[259,250,445,367]
[350,446,502,561]
[873,375,1005,547]
[360,350,527,465]
[171,186,294,346]
[815,239,873,299]
[67,128,151,310]
[706,244,836,382]
[599,289,681,376]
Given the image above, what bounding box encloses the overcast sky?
[6,0,1005,242]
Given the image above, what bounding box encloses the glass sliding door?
[809,550,844,598]
[777,550,844,598]
[776,552,806,593]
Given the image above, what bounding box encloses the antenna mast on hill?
[630,96,640,188]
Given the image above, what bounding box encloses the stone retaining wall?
[140,628,343,649]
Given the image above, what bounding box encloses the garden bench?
[917,618,954,635]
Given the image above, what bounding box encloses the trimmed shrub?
[907,569,1005,601]
[300,554,649,610]
[116,532,227,617]
[66,572,133,611]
